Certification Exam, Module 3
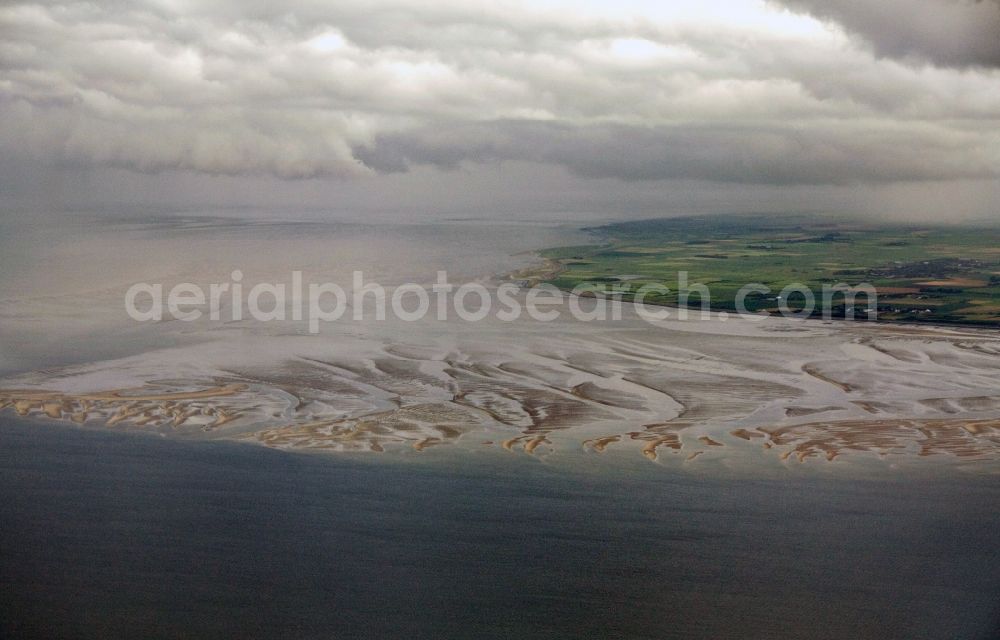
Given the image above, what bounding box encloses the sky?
[1,0,998,221]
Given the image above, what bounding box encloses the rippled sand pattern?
[759,418,1000,461]
[0,384,249,432]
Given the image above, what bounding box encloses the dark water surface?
[1,418,998,640]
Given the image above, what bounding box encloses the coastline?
[0,218,997,467]
[525,217,1000,331]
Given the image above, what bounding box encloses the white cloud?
[0,0,997,191]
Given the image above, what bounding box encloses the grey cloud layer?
[2,1,998,185]
[358,121,996,185]
[777,0,1000,68]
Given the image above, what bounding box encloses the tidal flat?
[2,309,999,467]
[1,213,999,468]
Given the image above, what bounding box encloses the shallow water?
[1,418,998,640]
[0,211,587,376]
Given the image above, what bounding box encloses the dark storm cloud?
[777,0,1000,68]
[1,0,998,191]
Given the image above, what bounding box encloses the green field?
[540,214,1000,326]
